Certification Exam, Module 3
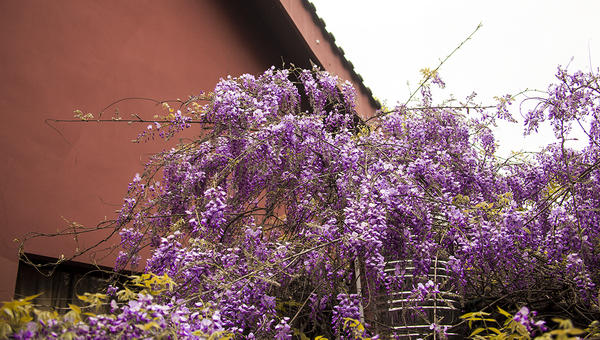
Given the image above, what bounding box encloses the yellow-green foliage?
[0,292,106,339]
[1,294,41,339]
[291,318,374,340]
[461,307,590,340]
[0,273,233,339]
[116,272,175,301]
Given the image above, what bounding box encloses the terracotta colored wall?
[0,0,293,301]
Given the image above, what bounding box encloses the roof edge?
[277,0,381,118]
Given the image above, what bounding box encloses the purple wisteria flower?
[13,65,600,339]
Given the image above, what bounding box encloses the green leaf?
[344,317,360,329]
[68,304,81,314]
[567,328,585,335]
[208,331,233,340]
[469,328,486,337]
[0,323,12,339]
[552,318,574,330]
[21,293,43,303]
[516,323,529,336]
[60,331,75,340]
[488,327,502,335]
[2,307,14,319]
[462,311,491,319]
[19,315,33,323]
[497,306,512,318]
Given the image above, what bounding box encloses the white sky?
[309,0,600,157]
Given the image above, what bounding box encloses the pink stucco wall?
[0,0,378,302]
[0,0,292,301]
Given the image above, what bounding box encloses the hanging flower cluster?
[9,64,600,339]
[112,64,600,337]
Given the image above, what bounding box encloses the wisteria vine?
[10,64,600,339]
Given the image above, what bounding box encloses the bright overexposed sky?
[309,0,600,157]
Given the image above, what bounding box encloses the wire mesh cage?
[367,258,463,340]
